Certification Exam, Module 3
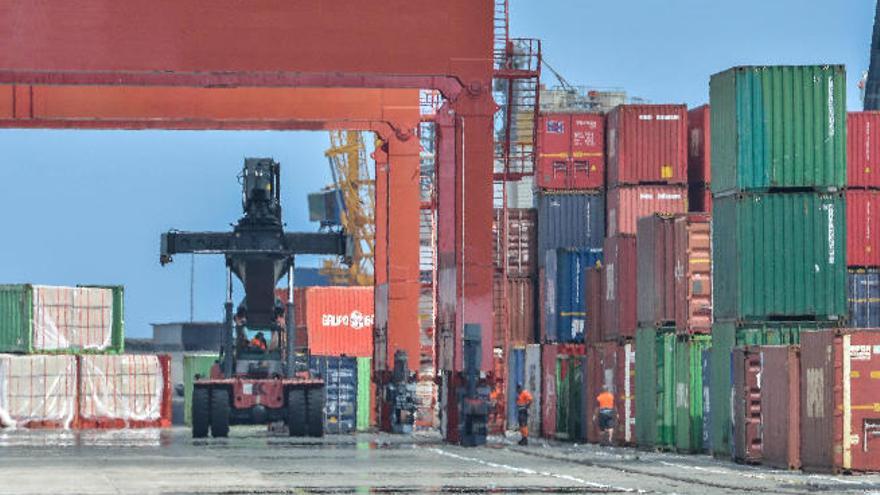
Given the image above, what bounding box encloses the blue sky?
[0,1,873,337]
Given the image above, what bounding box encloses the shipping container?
[635,327,655,448]
[310,355,358,434]
[674,213,713,334]
[506,348,526,428]
[357,357,372,431]
[847,112,880,188]
[713,192,847,321]
[701,349,712,452]
[555,354,584,441]
[709,322,736,457]
[637,215,677,327]
[607,104,688,186]
[541,344,558,438]
[846,189,880,267]
[674,335,711,453]
[493,276,536,347]
[294,287,374,357]
[800,329,880,473]
[732,347,763,464]
[614,340,636,446]
[183,353,218,426]
[493,208,537,277]
[585,341,617,444]
[710,65,847,194]
[688,183,712,213]
[688,105,711,185]
[734,322,811,347]
[524,344,542,436]
[537,191,605,265]
[848,269,880,328]
[603,236,638,341]
[0,284,124,354]
[760,346,802,470]
[606,185,688,236]
[542,249,602,343]
[78,354,172,429]
[537,113,605,190]
[0,354,77,429]
[584,266,604,344]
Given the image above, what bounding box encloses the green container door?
[713,192,846,321]
[556,356,570,439]
[569,357,584,441]
[183,354,218,426]
[674,335,712,453]
[357,357,372,431]
[711,65,846,193]
[0,285,32,353]
[734,322,820,346]
[710,322,736,457]
[657,329,676,449]
[635,327,658,448]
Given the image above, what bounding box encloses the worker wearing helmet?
[250,331,267,352]
[515,383,533,446]
[595,387,616,445]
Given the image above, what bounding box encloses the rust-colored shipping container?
[607,104,688,187]
[584,266,604,344]
[77,354,172,429]
[848,112,880,189]
[603,235,638,341]
[688,183,712,213]
[674,213,712,334]
[759,346,801,470]
[541,343,559,438]
[636,214,676,327]
[613,340,636,445]
[606,185,688,236]
[536,113,605,190]
[688,105,711,185]
[493,208,537,277]
[584,341,616,443]
[293,287,374,358]
[800,329,880,473]
[846,189,880,267]
[732,347,763,464]
[493,276,536,347]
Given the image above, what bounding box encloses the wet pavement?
[0,428,878,494]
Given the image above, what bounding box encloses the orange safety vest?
[251,337,266,351]
[597,391,615,409]
[516,389,533,407]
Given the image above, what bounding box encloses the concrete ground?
[0,428,878,494]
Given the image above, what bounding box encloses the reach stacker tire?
[306,387,325,437]
[288,389,307,437]
[211,389,230,438]
[192,387,210,438]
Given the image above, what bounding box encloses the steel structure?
[866,0,880,110]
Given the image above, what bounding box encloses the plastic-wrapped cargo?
[310,355,358,434]
[687,105,711,185]
[606,104,688,186]
[294,287,374,357]
[78,354,172,428]
[536,113,605,190]
[674,335,711,453]
[603,236,637,341]
[536,191,604,266]
[800,329,880,473]
[0,284,124,354]
[732,347,763,464]
[710,65,847,194]
[759,346,801,470]
[848,269,880,328]
[674,213,712,334]
[540,344,558,438]
[847,112,880,188]
[846,190,880,267]
[637,215,676,327]
[524,344,542,437]
[613,340,636,446]
[606,185,688,237]
[183,353,218,426]
[541,248,602,343]
[492,208,537,277]
[0,354,77,429]
[713,192,847,321]
[493,276,536,346]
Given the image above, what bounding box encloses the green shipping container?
[635,327,657,448]
[555,355,584,441]
[713,192,846,321]
[357,357,372,431]
[674,335,712,453]
[710,322,736,458]
[183,353,219,426]
[733,322,824,346]
[656,329,676,449]
[710,65,846,194]
[0,284,125,354]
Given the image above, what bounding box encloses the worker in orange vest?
[515,383,533,446]
[250,331,267,351]
[595,387,616,445]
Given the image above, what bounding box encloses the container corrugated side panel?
[524,344,542,436]
[506,348,526,427]
[584,266,604,344]
[846,190,880,267]
[710,321,736,457]
[844,330,880,472]
[657,329,676,448]
[701,348,712,452]
[674,335,711,453]
[607,185,688,237]
[848,269,880,328]
[759,346,801,470]
[541,253,557,342]
[555,355,570,439]
[848,112,880,188]
[635,327,657,448]
[614,341,636,446]
[183,353,218,426]
[310,355,358,434]
[688,183,713,213]
[603,236,638,341]
[675,214,713,334]
[303,287,374,357]
[492,208,538,277]
[734,322,826,346]
[569,356,584,441]
[713,192,847,321]
[541,344,558,438]
[556,249,602,343]
[710,65,847,194]
[688,105,711,184]
[799,330,836,472]
[0,285,31,353]
[493,276,536,346]
[537,192,604,265]
[637,215,676,326]
[357,357,371,431]
[607,104,688,186]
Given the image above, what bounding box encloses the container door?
[556,355,570,439]
[541,345,558,438]
[701,349,712,452]
[525,344,542,436]
[570,356,584,441]
[537,115,571,190]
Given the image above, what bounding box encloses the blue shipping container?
[506,348,526,427]
[537,192,604,267]
[309,355,358,434]
[848,269,880,328]
[547,248,603,343]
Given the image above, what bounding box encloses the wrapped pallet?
[78,354,171,428]
[0,354,78,429]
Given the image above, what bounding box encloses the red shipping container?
[759,346,801,470]
[584,343,611,443]
[536,113,605,190]
[493,208,537,277]
[688,183,712,213]
[733,347,763,464]
[607,104,688,187]
[541,343,559,438]
[492,276,536,347]
[78,354,172,429]
[0,355,77,429]
[800,329,880,473]
[848,112,880,188]
[293,287,374,358]
[584,266,604,344]
[613,340,636,446]
[846,189,880,267]
[687,105,711,184]
[606,185,688,236]
[603,235,638,341]
[674,213,712,334]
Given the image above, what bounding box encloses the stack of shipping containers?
[709,65,875,473]
[0,284,173,430]
[536,111,605,440]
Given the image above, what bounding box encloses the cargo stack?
[687,105,712,212]
[846,112,880,327]
[0,284,172,430]
[710,65,848,460]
